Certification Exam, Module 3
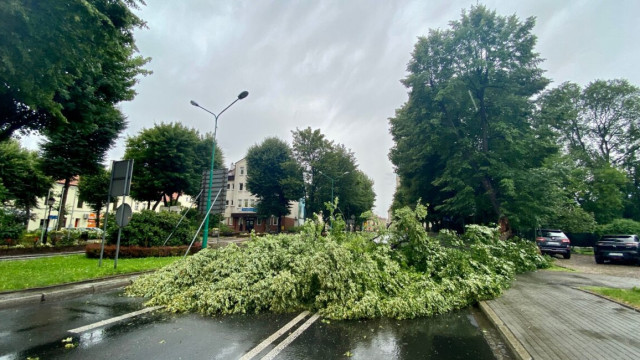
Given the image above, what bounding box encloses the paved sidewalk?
[484,270,640,360]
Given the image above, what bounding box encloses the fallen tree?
[127,203,548,320]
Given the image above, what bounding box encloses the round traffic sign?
[115,203,133,227]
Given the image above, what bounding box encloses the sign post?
[99,160,134,268]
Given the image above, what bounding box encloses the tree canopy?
[124,122,223,210]
[0,139,51,223]
[246,137,304,229]
[0,0,149,140]
[390,5,552,232]
[77,167,114,228]
[292,127,376,221]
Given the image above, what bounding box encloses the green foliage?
[78,167,114,228]
[246,137,304,225]
[0,140,51,212]
[597,219,640,236]
[106,210,195,247]
[127,203,548,320]
[125,123,222,210]
[0,208,27,244]
[0,0,149,140]
[291,127,376,220]
[389,5,553,230]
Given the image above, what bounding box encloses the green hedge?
[106,209,195,247]
[86,243,201,258]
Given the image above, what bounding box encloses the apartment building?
[222,158,303,232]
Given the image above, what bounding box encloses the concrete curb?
[478,301,532,360]
[0,274,143,309]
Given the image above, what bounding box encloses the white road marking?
[68,306,164,334]
[260,313,320,360]
[239,311,310,360]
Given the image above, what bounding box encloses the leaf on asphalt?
[61,337,73,343]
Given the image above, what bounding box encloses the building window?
[250,199,255,207]
[244,199,249,207]
[237,199,242,207]
[231,200,233,206]
[240,167,245,175]
[77,199,84,208]
[225,200,229,206]
[239,183,243,191]
[227,184,230,190]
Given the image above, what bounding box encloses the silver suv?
[536,229,571,259]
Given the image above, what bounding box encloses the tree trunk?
[96,209,101,229]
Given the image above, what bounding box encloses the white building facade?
[222,158,303,232]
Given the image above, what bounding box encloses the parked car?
[536,229,571,259]
[594,235,640,265]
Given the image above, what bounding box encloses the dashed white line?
[239,311,310,360]
[260,313,320,360]
[68,306,164,334]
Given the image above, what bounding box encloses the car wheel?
[595,256,604,264]
[563,252,571,259]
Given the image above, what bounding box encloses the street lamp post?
[318,170,350,204]
[190,91,249,248]
[42,196,55,245]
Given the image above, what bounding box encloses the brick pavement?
[485,271,640,360]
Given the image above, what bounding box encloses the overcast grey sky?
[23,0,640,217]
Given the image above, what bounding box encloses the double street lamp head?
[190,91,249,110]
[47,196,55,207]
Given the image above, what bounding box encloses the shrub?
[597,219,640,236]
[0,208,27,245]
[127,202,548,320]
[106,209,195,247]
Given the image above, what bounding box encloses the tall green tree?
[77,167,115,228]
[539,79,640,222]
[291,127,334,217]
[0,140,51,224]
[389,5,553,233]
[125,122,223,210]
[0,0,149,140]
[246,137,304,231]
[291,128,375,220]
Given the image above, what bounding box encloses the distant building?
[222,158,302,233]
[27,178,194,232]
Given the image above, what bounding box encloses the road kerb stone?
[479,301,532,360]
[0,275,141,309]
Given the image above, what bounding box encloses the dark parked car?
[536,229,571,259]
[594,235,640,265]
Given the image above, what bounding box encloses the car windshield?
[541,231,565,237]
[601,236,637,243]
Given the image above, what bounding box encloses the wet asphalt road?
[0,290,504,360]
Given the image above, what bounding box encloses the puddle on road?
[276,307,513,360]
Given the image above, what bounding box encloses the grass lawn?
[572,247,594,255]
[583,286,640,309]
[544,262,576,272]
[0,255,181,292]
